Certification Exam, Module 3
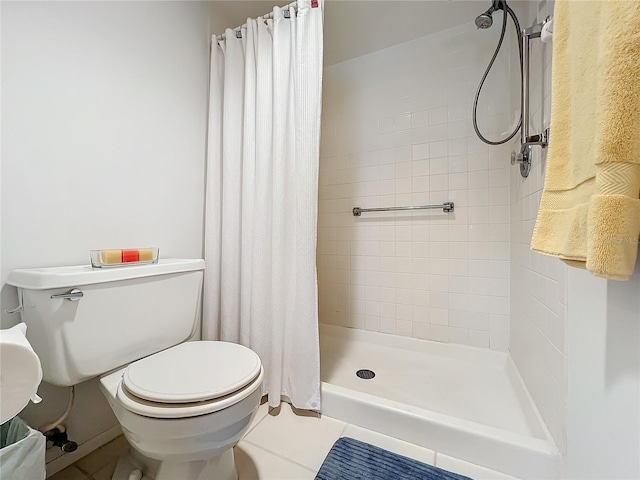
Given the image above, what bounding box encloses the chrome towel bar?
[352,202,454,216]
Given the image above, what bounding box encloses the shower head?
[475,0,505,29]
[475,10,495,29]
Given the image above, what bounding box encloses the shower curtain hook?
[235,30,242,39]
[284,9,291,18]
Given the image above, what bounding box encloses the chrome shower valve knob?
[510,150,525,165]
[511,146,532,177]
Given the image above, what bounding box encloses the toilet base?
[112,452,148,480]
[111,448,238,480]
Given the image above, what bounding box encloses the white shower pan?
[320,325,560,480]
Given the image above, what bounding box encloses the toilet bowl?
[7,259,264,480]
[100,341,264,480]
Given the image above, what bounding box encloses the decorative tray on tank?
[90,248,159,268]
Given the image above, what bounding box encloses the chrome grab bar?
[513,16,551,177]
[353,202,454,216]
[50,289,84,302]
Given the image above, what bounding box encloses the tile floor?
[50,401,517,480]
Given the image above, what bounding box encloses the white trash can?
[0,416,46,480]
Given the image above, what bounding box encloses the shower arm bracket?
[523,17,547,38]
[513,16,552,178]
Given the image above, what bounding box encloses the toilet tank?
[7,259,205,387]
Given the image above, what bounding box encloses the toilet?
[8,259,263,480]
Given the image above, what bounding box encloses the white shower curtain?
[203,0,323,411]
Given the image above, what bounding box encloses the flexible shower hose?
[472,5,524,145]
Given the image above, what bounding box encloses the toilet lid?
[122,342,262,403]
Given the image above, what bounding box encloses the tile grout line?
[243,408,270,437]
[73,464,92,479]
[240,439,317,473]
[241,415,349,473]
[339,421,350,437]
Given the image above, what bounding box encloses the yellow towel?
[531,0,640,281]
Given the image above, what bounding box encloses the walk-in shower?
[473,0,552,177]
[317,3,560,475]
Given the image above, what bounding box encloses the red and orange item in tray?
[90,248,159,268]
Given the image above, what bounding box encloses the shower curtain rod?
[216,1,298,41]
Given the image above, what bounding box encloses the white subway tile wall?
[509,0,567,453]
[318,22,513,350]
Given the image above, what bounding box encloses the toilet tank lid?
[7,259,205,290]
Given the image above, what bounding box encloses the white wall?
[318,20,514,350]
[0,0,224,468]
[564,267,640,479]
[509,0,568,451]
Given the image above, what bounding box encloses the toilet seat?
[116,341,264,419]
[116,368,263,419]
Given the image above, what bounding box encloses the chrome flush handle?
[50,288,84,302]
